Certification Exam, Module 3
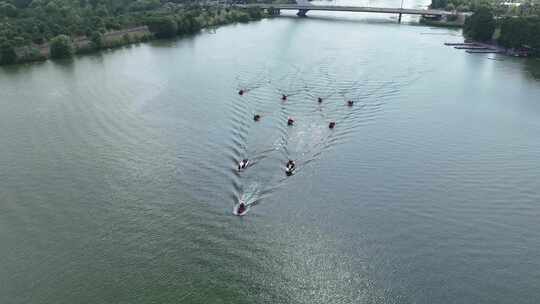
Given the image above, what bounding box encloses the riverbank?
[1,7,267,66]
[10,26,153,64]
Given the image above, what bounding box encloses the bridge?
[238,3,455,22]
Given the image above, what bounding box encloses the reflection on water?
[524,58,540,80]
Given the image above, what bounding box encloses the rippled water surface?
[2,6,540,304]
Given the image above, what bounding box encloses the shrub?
[0,43,17,64]
[49,34,74,58]
[146,17,178,38]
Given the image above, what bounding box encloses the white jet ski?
[238,159,249,172]
[233,200,249,216]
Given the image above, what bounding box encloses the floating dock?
[445,42,507,55]
[444,42,479,46]
[466,49,505,54]
[454,46,490,50]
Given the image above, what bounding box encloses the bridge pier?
[267,7,281,16]
[398,13,402,23]
[297,9,309,17]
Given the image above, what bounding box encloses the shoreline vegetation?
[0,1,267,66]
[463,8,540,57]
[427,0,539,57]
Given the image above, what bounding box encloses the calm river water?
[2,3,540,304]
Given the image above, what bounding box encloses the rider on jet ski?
[287,160,296,170]
[286,160,296,176]
[237,201,247,214]
[287,118,294,126]
[238,159,249,171]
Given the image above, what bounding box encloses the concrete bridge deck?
[239,4,454,17]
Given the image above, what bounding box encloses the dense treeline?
[431,0,492,12]
[498,16,540,52]
[431,0,539,56]
[0,0,266,65]
[431,0,540,15]
[462,7,539,55]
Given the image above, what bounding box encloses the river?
[1,3,540,304]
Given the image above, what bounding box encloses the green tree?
[498,16,540,53]
[90,31,102,48]
[236,11,250,23]
[11,0,32,9]
[128,0,160,12]
[0,2,18,17]
[463,7,495,41]
[177,14,202,35]
[0,42,17,64]
[146,17,178,38]
[49,34,74,58]
[122,33,130,44]
[499,17,523,48]
[431,0,448,9]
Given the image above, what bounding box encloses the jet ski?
[287,118,294,126]
[285,160,296,176]
[233,200,249,216]
[285,166,295,176]
[238,159,249,171]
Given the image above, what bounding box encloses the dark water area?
[1,5,540,304]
